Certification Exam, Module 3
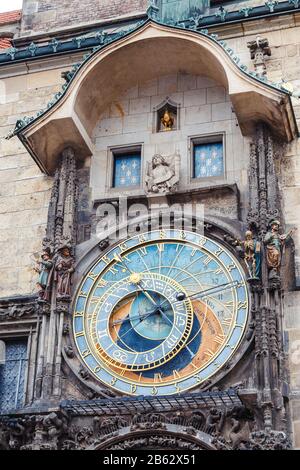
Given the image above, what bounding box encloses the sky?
[0,0,23,13]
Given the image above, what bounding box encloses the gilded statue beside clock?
[73,229,249,396]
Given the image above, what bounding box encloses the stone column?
[34,147,77,401]
[247,124,290,440]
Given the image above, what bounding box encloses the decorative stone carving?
[64,345,75,358]
[146,153,180,194]
[247,37,271,76]
[0,299,37,321]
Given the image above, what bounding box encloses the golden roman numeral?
[227,263,236,272]
[154,373,163,382]
[74,311,84,317]
[214,334,226,345]
[238,301,248,309]
[75,331,84,338]
[221,318,232,327]
[203,256,212,266]
[204,349,214,358]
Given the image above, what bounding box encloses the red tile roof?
[0,10,21,50]
[0,38,12,49]
[0,10,21,25]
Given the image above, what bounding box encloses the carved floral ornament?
[0,407,291,451]
[6,20,297,175]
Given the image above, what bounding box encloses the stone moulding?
[0,295,38,322]
[5,19,297,176]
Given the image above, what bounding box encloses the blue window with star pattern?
[193,141,224,179]
[113,153,141,188]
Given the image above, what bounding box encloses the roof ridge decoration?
[5,12,296,141]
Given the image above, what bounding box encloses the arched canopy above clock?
[13,20,298,175]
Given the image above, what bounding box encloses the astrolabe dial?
[73,229,249,396]
[89,272,193,371]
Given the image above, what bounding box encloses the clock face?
[73,229,249,396]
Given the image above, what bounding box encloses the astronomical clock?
[73,229,249,396]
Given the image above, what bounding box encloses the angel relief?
[145,152,180,194]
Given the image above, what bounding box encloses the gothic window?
[0,339,28,413]
[112,150,142,188]
[192,138,224,179]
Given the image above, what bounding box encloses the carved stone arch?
[15,21,297,174]
[87,427,217,451]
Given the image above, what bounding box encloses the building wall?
[20,0,149,35]
[0,0,300,447]
[0,68,66,298]
[91,72,249,215]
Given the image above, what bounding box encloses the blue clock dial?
[73,230,249,396]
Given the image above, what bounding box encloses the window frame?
[189,132,226,184]
[107,143,144,191]
[0,336,29,413]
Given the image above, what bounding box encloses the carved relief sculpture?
[264,220,296,279]
[247,37,271,76]
[146,153,180,194]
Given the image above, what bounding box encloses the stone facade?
[21,0,149,35]
[0,0,300,451]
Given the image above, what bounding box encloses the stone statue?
[146,153,180,194]
[241,230,261,279]
[161,108,174,131]
[264,220,296,278]
[54,245,75,299]
[34,249,53,301]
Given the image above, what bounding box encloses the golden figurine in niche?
[161,108,174,131]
